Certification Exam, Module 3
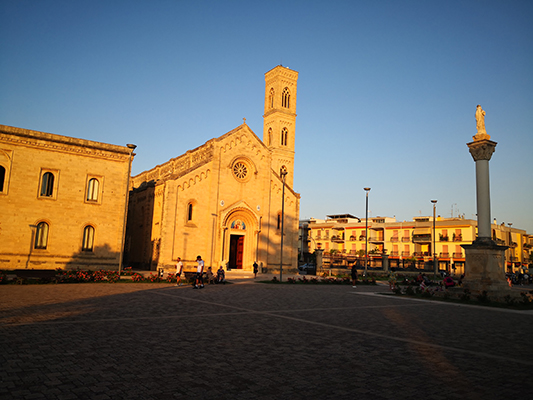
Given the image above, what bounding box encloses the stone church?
[125,66,300,272]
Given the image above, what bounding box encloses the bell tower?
[263,65,298,188]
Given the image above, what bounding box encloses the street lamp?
[431,199,437,278]
[279,168,288,282]
[363,187,371,276]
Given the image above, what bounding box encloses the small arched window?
[40,172,54,197]
[82,225,95,251]
[277,213,281,230]
[187,203,193,222]
[86,178,99,201]
[268,128,272,146]
[35,222,49,249]
[0,165,5,192]
[269,88,274,108]
[281,128,288,146]
[282,87,290,108]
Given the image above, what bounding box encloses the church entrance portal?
[229,235,244,269]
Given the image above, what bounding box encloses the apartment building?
[300,214,531,275]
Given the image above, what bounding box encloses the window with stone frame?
[40,172,54,197]
[82,225,95,251]
[35,222,49,249]
[281,128,288,146]
[282,87,290,108]
[86,178,99,202]
[0,165,5,192]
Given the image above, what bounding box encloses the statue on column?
[474,105,490,140]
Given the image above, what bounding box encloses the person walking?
[194,255,204,289]
[175,257,183,286]
[253,261,259,278]
[351,263,358,288]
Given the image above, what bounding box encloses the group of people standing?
[175,256,226,289]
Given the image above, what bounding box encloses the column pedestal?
[461,240,512,299]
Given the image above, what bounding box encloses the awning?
[412,228,431,235]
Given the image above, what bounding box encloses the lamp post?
[431,199,437,278]
[118,143,137,277]
[363,187,371,276]
[279,169,288,282]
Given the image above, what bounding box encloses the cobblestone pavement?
[1,279,532,399]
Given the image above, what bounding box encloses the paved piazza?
[1,279,532,399]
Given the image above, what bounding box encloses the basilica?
[125,66,301,272]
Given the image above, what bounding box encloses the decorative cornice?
[0,125,131,162]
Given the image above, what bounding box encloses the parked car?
[298,263,316,275]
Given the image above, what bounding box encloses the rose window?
[233,162,248,180]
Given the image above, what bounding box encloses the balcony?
[439,235,449,242]
[401,251,411,257]
[439,252,450,258]
[401,237,410,242]
[453,252,463,258]
[390,251,399,256]
[349,235,357,241]
[369,236,384,243]
[452,234,463,242]
[412,234,432,243]
[359,235,366,241]
[390,237,399,242]
[331,235,344,243]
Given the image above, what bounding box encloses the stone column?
[467,139,497,242]
[461,137,510,298]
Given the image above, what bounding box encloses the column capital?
[467,139,497,161]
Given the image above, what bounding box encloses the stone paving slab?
[1,281,532,399]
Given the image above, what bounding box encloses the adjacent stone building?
[125,65,301,272]
[0,125,135,270]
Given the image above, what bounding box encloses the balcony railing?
[453,252,463,258]
[390,251,399,256]
[452,234,463,242]
[401,251,411,257]
[390,237,399,242]
[401,237,410,242]
[369,237,384,242]
[439,252,450,258]
[412,234,432,243]
[331,235,344,243]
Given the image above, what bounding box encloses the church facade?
[125,66,300,272]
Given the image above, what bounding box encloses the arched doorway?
[222,208,258,271]
[229,234,244,269]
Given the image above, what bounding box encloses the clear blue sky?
[1,0,532,233]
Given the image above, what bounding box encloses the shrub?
[504,294,516,306]
[476,290,490,303]
[460,288,471,302]
[520,292,532,305]
[392,286,402,295]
